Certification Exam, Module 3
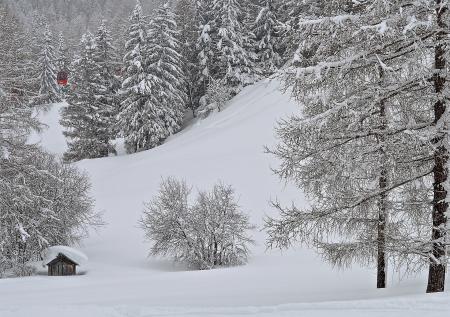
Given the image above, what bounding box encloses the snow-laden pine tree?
[0,3,36,99]
[93,20,121,153]
[56,32,70,75]
[252,0,282,76]
[175,0,201,115]
[276,0,310,65]
[119,1,165,153]
[61,32,114,162]
[33,23,61,104]
[266,0,449,292]
[29,12,49,67]
[196,0,215,104]
[147,3,186,136]
[212,0,255,91]
[241,0,261,80]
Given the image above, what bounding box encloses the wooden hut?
[47,253,78,276]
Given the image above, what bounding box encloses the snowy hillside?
[2,80,449,316]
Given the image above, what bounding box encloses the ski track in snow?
[3,79,450,316]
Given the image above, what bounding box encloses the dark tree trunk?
[427,1,448,294]
[377,167,387,289]
[213,240,218,266]
[377,67,387,289]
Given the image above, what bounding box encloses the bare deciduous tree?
[140,177,255,270]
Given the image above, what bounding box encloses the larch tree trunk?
[377,148,388,289]
[427,0,448,294]
[377,177,388,289]
[377,66,387,289]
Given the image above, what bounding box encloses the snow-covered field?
[1,80,449,316]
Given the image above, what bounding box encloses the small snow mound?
[42,246,88,266]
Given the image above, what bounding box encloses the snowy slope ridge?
[2,80,449,316]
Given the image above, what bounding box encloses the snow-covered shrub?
[197,78,231,118]
[11,263,37,278]
[140,177,255,270]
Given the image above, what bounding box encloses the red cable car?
[57,71,68,86]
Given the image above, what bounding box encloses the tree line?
[33,0,296,161]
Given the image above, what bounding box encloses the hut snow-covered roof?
[42,246,88,266]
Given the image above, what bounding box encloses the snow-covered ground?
[2,80,449,316]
